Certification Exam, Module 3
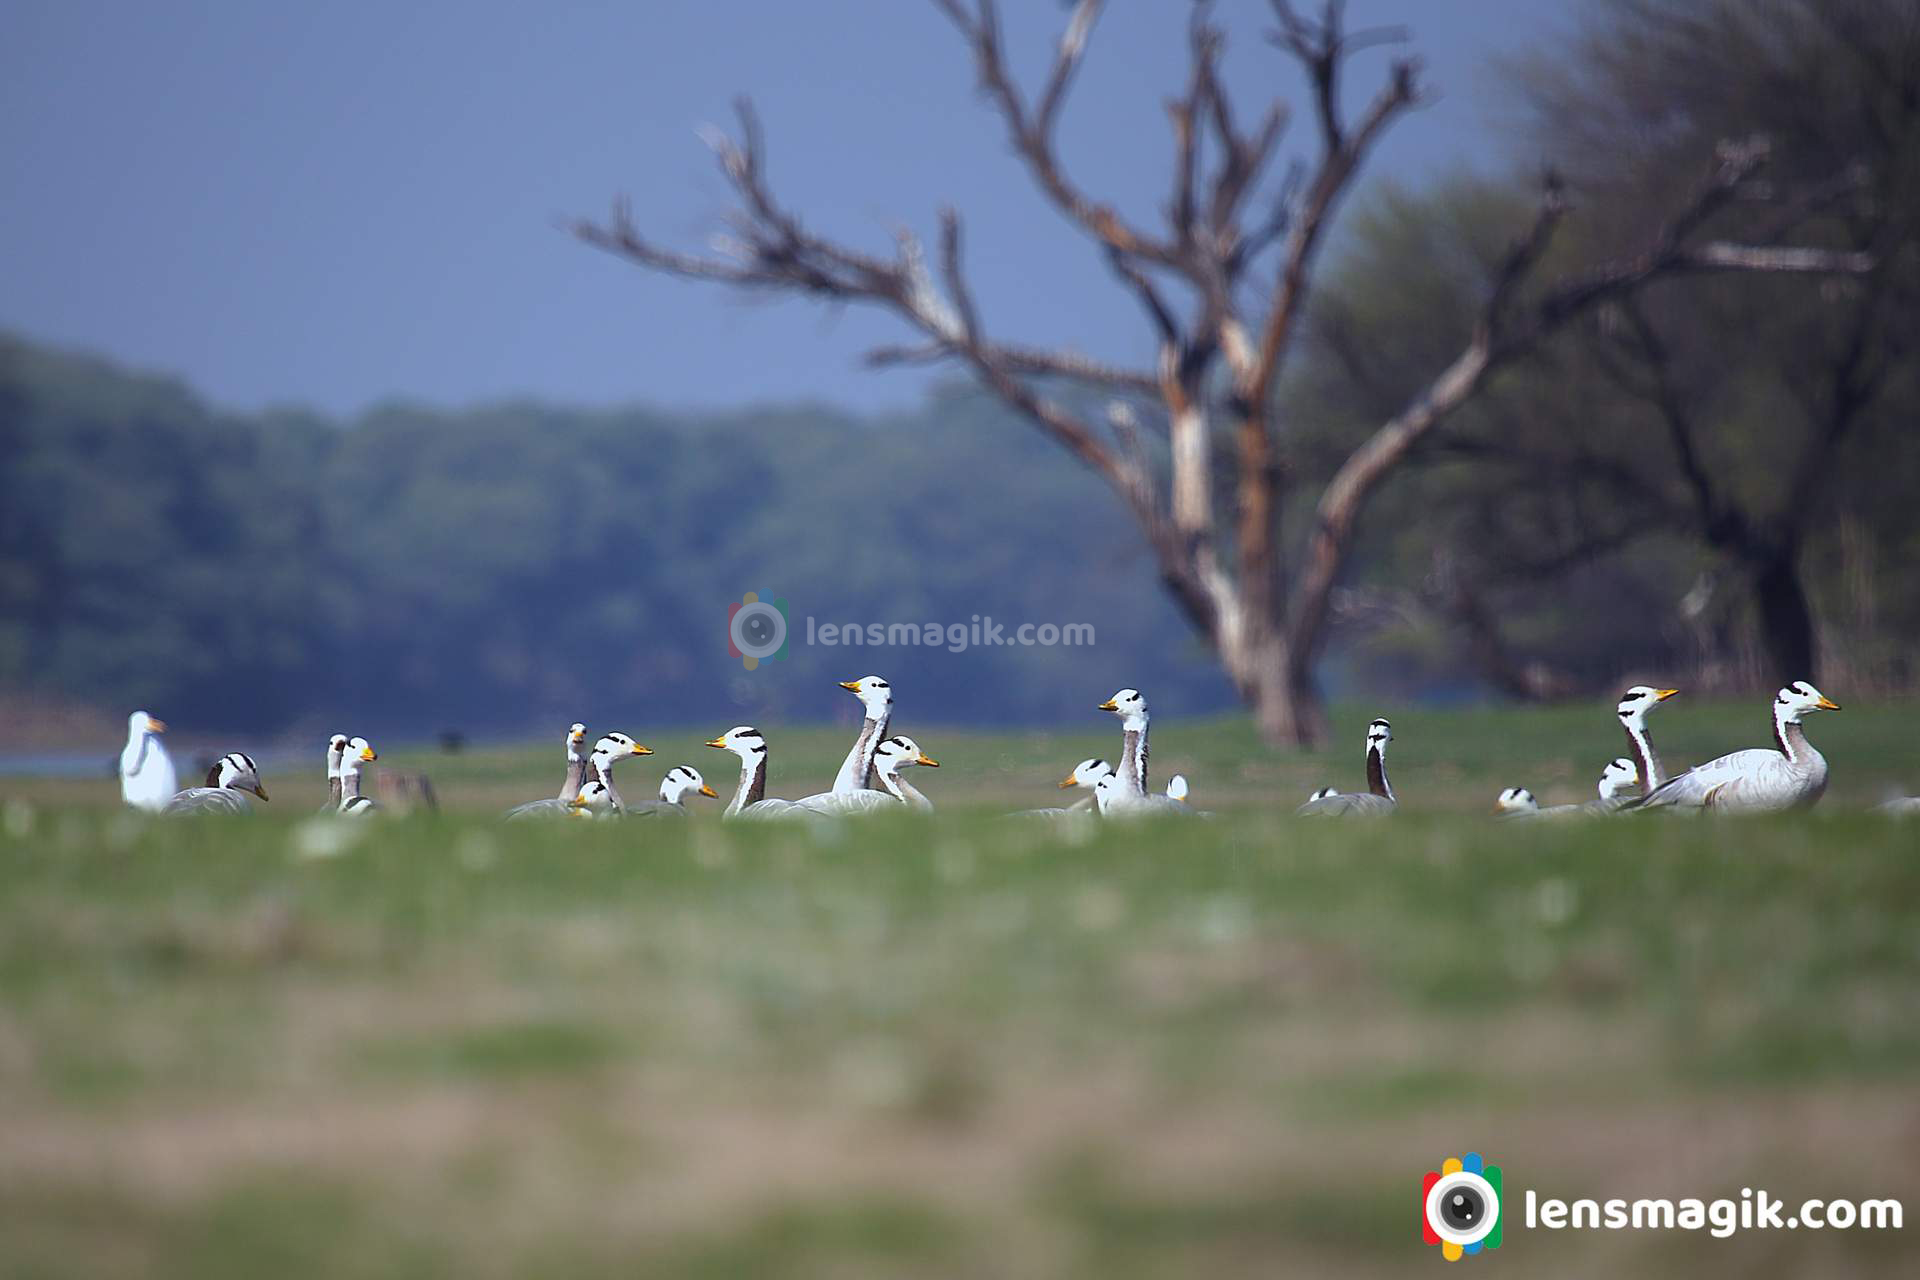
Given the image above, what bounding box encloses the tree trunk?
[1222,626,1326,748]
[1752,548,1817,686]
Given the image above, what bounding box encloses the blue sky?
[1,1,1575,416]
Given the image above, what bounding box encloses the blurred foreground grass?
[0,701,1916,1277]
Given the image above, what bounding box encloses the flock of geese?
[117,678,1916,822]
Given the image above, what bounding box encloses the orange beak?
[1816,696,1841,711]
[251,784,270,802]
[839,680,863,692]
[1656,688,1679,701]
[704,736,728,750]
[698,784,718,798]
[1097,699,1119,711]
[915,753,939,768]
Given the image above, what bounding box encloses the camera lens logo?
[1422,1153,1502,1262]
[727,591,789,670]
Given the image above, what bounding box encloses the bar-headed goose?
[504,723,593,820]
[797,736,940,815]
[1096,688,1155,800]
[1637,682,1840,813]
[119,711,177,812]
[317,734,348,813]
[1494,787,1541,818]
[582,733,652,813]
[1296,719,1396,817]
[163,752,269,816]
[567,779,617,818]
[1496,758,1639,820]
[337,737,379,815]
[1007,757,1114,818]
[1616,685,1679,793]
[832,676,894,793]
[626,766,721,818]
[707,726,801,820]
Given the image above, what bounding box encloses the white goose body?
[163,752,269,816]
[505,723,592,820]
[336,737,380,816]
[119,711,177,812]
[708,727,801,820]
[1092,772,1193,818]
[830,677,894,794]
[1296,719,1396,817]
[1638,683,1840,813]
[795,736,939,816]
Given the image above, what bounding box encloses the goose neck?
[1365,744,1394,802]
[1118,726,1149,796]
[559,756,586,803]
[1621,717,1665,792]
[728,751,768,815]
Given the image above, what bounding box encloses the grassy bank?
[0,702,1915,1276]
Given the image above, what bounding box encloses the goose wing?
[730,798,803,821]
[504,798,573,821]
[163,788,254,817]
[1295,792,1393,817]
[1104,793,1201,819]
[1638,748,1796,812]
[793,790,902,817]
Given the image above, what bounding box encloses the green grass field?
[1,701,1915,1277]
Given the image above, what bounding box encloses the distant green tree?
[1294,0,1918,696]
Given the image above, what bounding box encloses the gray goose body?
[1297,720,1396,817]
[164,753,268,816]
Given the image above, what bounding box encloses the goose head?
[1366,718,1392,754]
[325,733,348,777]
[596,732,652,759]
[1617,684,1679,727]
[1307,786,1339,802]
[874,735,938,776]
[1596,757,1638,801]
[1097,688,1149,729]
[1494,786,1537,815]
[660,765,719,805]
[207,752,268,801]
[1059,757,1113,790]
[347,736,377,766]
[568,780,615,818]
[1776,681,1841,722]
[129,710,167,739]
[837,676,894,719]
[566,722,588,762]
[705,726,768,762]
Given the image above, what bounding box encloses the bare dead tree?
[574,0,1871,746]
